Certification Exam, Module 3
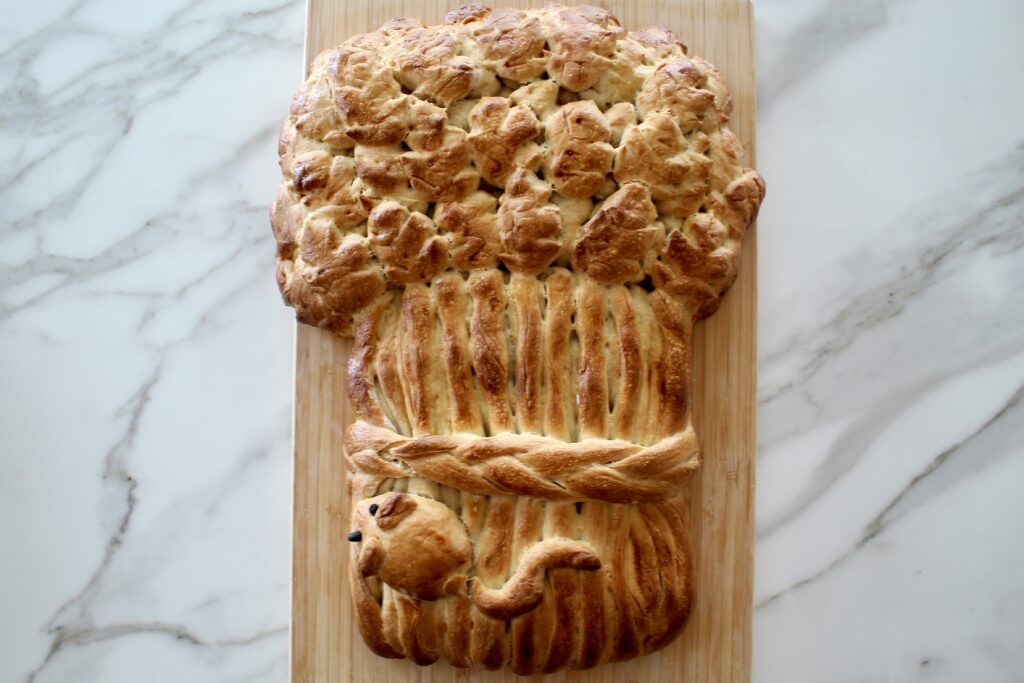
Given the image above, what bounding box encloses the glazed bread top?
[271,3,764,337]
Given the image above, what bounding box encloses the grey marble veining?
[1,0,1022,681]
[753,0,1024,679]
[2,0,302,681]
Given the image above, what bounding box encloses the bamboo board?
[292,1,758,681]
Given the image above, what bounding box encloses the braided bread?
[346,409,700,503]
[271,3,763,673]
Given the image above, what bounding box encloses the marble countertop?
[2,0,1022,681]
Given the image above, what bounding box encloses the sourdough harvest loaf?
[271,3,764,673]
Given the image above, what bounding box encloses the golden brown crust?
[271,4,764,331]
[468,269,513,433]
[345,268,693,441]
[346,421,699,503]
[543,100,614,199]
[368,201,448,284]
[544,5,621,92]
[572,182,659,285]
[510,275,544,433]
[272,3,764,672]
[467,97,542,187]
[472,8,547,81]
[346,483,694,673]
[470,537,601,620]
[496,168,563,275]
[353,493,472,601]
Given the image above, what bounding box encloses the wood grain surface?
[292,1,758,681]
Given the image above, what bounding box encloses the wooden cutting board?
[292,1,758,681]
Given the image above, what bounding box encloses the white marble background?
[0,0,1021,681]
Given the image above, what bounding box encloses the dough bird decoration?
[271,3,764,673]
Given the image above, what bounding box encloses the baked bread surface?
[272,3,764,673]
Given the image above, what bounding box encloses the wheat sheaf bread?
[271,3,764,673]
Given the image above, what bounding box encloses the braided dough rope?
[271,2,764,674]
[346,421,699,503]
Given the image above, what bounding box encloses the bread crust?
[272,3,763,672]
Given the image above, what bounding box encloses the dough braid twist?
[346,421,700,503]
